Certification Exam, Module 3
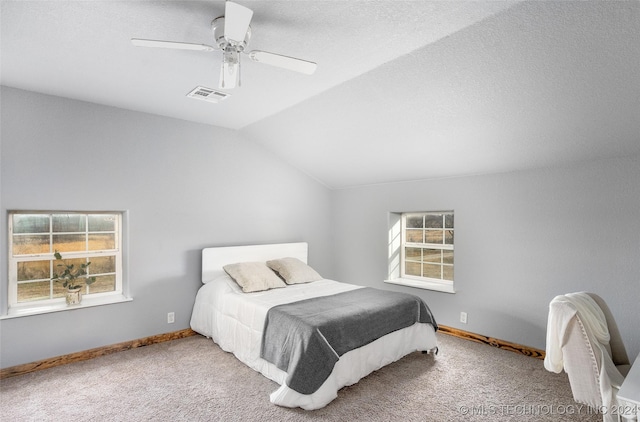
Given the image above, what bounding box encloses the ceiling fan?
[131,1,317,89]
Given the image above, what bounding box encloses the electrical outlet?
[167,312,175,324]
[460,311,468,324]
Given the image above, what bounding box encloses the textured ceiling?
[2,1,639,189]
[1,0,515,129]
[242,0,640,188]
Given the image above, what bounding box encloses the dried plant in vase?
[51,251,96,305]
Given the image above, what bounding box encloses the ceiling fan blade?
[131,38,216,52]
[247,51,317,75]
[224,1,253,44]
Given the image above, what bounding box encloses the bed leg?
[422,346,438,356]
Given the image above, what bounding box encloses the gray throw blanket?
[260,287,437,395]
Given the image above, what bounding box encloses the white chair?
[545,293,633,422]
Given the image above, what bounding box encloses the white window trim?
[6,211,129,316]
[386,211,456,294]
[384,277,456,294]
[0,294,132,319]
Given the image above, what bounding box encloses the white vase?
[66,287,82,305]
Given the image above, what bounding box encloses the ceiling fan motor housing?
[211,17,251,52]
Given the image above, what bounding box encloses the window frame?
[6,211,129,317]
[386,211,455,294]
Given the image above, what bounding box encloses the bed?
[189,242,438,410]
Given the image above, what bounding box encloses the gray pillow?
[223,262,287,293]
[266,257,322,285]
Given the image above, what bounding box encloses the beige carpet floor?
[0,332,603,421]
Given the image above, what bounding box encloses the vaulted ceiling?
[2,1,639,188]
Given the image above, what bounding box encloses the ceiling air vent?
[186,86,230,103]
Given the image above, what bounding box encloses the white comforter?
[190,276,438,410]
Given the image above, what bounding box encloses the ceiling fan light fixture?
[220,47,240,89]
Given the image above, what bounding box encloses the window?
[386,211,455,293]
[7,211,125,315]
[402,211,454,281]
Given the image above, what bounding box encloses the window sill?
[384,278,456,294]
[0,294,132,320]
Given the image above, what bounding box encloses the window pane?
[13,214,50,234]
[52,257,88,280]
[443,250,454,265]
[13,235,50,255]
[424,214,443,228]
[53,282,67,298]
[17,260,50,281]
[53,234,86,252]
[88,214,116,232]
[443,265,454,281]
[17,281,51,302]
[89,275,116,294]
[52,214,86,233]
[405,247,421,261]
[445,230,454,245]
[406,216,423,229]
[405,261,421,276]
[422,263,441,279]
[88,234,115,250]
[406,229,423,243]
[89,256,115,274]
[445,214,454,229]
[425,230,443,244]
[400,211,454,284]
[423,249,441,263]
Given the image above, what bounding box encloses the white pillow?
[223,262,287,293]
[266,257,322,285]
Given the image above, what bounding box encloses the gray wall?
[331,157,640,359]
[0,87,333,368]
[2,86,638,369]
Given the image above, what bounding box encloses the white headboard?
[202,242,308,283]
